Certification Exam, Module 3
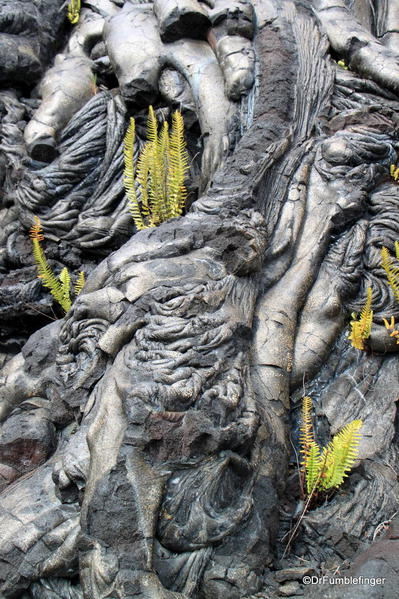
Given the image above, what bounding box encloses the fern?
[381,246,399,303]
[30,217,71,312]
[123,107,189,231]
[30,216,84,314]
[168,110,189,217]
[305,442,322,494]
[319,420,362,490]
[67,0,81,24]
[147,106,165,225]
[124,118,145,230]
[383,316,399,343]
[59,267,71,312]
[348,286,373,350]
[299,396,314,467]
[337,59,349,70]
[74,271,85,295]
[157,121,170,222]
[390,164,399,182]
[299,396,363,498]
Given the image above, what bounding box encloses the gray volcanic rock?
[0,0,66,85]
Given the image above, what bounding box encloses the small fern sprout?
[337,59,349,70]
[67,0,81,25]
[390,164,399,182]
[348,286,373,350]
[383,316,399,343]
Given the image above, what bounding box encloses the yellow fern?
[348,286,373,350]
[390,164,399,182]
[337,59,349,70]
[74,271,85,295]
[123,107,189,231]
[124,118,145,230]
[30,217,71,312]
[30,217,84,314]
[167,110,190,216]
[299,396,314,467]
[67,0,81,24]
[383,316,399,343]
[151,108,169,224]
[157,121,170,222]
[381,246,399,303]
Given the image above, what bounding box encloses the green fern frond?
[135,143,152,223]
[75,271,85,295]
[146,105,158,145]
[348,286,373,350]
[147,110,167,226]
[305,442,322,494]
[381,246,399,303]
[124,118,146,231]
[319,420,362,490]
[299,395,363,498]
[123,107,189,231]
[359,287,373,334]
[158,121,170,170]
[30,217,71,313]
[300,396,315,467]
[167,110,190,218]
[157,121,170,221]
[29,216,85,314]
[67,0,81,24]
[390,164,399,182]
[59,268,72,312]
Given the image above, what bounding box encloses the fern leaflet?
[299,396,315,467]
[74,271,85,295]
[348,286,373,350]
[124,118,145,230]
[320,420,362,490]
[381,246,399,303]
[59,267,72,312]
[67,0,81,24]
[390,164,399,182]
[167,110,190,217]
[305,442,322,494]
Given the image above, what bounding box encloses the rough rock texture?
[0,0,399,598]
[0,0,66,85]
